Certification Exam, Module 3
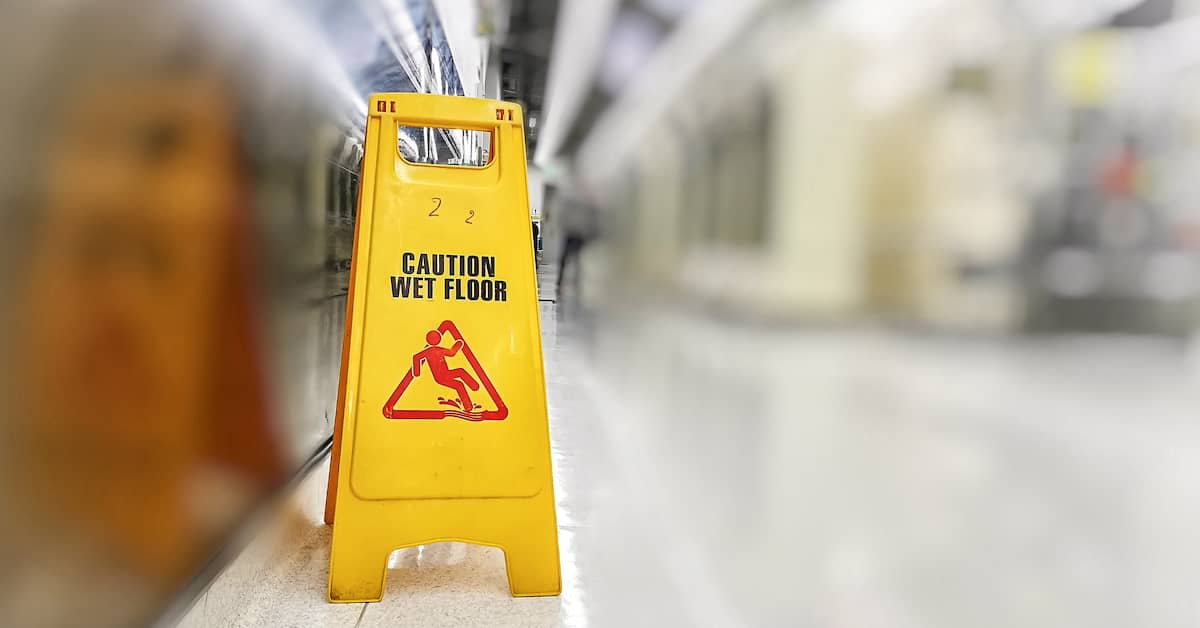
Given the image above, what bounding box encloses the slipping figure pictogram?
[413,329,480,411]
[381,320,507,421]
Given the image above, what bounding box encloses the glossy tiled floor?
[172,274,1200,627]
[172,301,668,628]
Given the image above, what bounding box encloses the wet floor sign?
[325,94,560,601]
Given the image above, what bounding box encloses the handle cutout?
[397,124,493,168]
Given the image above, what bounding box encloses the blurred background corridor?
[4,0,1200,626]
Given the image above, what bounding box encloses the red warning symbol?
[382,320,507,421]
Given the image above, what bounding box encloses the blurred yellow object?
[9,68,284,586]
[1055,30,1121,106]
[325,93,560,601]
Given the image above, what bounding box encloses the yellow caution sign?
[325,93,560,601]
[1055,30,1122,107]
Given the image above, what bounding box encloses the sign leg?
[501,502,562,597]
[328,520,389,603]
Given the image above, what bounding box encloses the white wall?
[527,167,545,219]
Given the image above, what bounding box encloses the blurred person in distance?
[555,183,600,298]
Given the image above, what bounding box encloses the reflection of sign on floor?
[382,320,507,421]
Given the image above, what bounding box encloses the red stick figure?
[412,329,480,411]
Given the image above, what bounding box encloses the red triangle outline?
[381,320,508,422]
